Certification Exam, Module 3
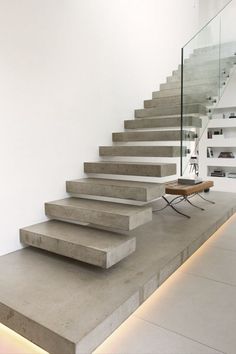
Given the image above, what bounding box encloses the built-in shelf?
[206,158,236,167]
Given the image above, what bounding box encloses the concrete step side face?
[45,198,152,231]
[124,116,202,129]
[66,178,165,202]
[112,130,196,142]
[135,104,206,118]
[20,221,136,268]
[99,146,183,158]
[84,162,177,177]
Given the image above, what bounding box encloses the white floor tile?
[135,272,236,354]
[94,315,222,354]
[180,245,236,286]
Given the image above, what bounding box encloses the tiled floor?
[1,213,236,354]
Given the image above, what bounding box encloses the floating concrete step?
[99,145,187,158]
[112,130,196,142]
[20,220,136,269]
[152,85,218,99]
[167,69,229,83]
[45,198,152,231]
[84,161,176,177]
[160,78,218,91]
[66,178,165,202]
[125,116,202,129]
[144,95,210,108]
[135,104,206,118]
[178,56,236,71]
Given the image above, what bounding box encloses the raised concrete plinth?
[0,192,236,354]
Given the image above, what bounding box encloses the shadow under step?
[20,220,136,268]
[125,116,202,129]
[45,198,152,231]
[99,146,187,158]
[112,130,196,142]
[84,161,176,177]
[66,178,165,202]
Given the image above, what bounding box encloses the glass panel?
[180,0,236,179]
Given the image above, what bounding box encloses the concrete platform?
[0,191,236,354]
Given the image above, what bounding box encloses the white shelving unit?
[199,106,236,192]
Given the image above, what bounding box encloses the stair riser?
[184,54,236,65]
[45,203,152,231]
[20,229,136,269]
[135,105,206,118]
[67,180,165,202]
[174,61,233,75]
[124,117,202,129]
[179,57,236,70]
[84,162,176,177]
[113,131,196,142]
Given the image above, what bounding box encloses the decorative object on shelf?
[229,112,236,119]
[218,151,235,158]
[189,156,198,175]
[213,129,223,136]
[208,130,213,139]
[228,172,236,178]
[210,169,226,177]
[207,147,213,158]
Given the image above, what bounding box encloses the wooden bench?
[154,180,214,218]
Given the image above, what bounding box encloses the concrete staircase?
[20,50,236,269]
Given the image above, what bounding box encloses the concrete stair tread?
[84,161,176,177]
[124,116,202,129]
[112,130,196,142]
[135,103,206,118]
[45,197,152,231]
[67,178,165,202]
[20,220,136,268]
[99,146,186,158]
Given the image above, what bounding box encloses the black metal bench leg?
[184,196,205,211]
[196,192,215,204]
[162,196,191,219]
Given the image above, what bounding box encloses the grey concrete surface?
[112,130,196,142]
[152,85,218,98]
[135,104,206,118]
[124,116,202,129]
[84,161,176,177]
[144,96,206,108]
[66,178,165,202]
[99,146,186,158]
[45,198,152,231]
[160,79,218,91]
[0,191,235,354]
[20,220,136,268]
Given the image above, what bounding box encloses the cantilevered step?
[45,198,152,231]
[135,104,206,118]
[20,220,136,268]
[84,161,176,177]
[66,178,165,202]
[143,95,210,108]
[152,85,218,99]
[99,146,187,158]
[112,130,196,142]
[124,116,202,129]
[160,78,218,91]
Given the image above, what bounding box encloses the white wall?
[0,0,199,255]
